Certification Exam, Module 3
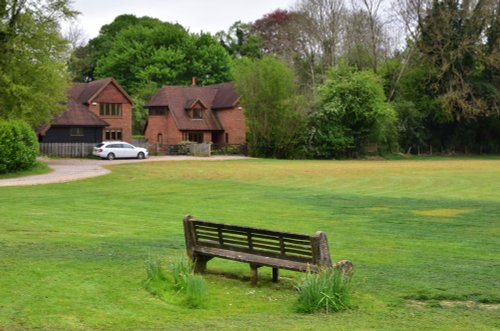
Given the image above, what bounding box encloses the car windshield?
[96,143,104,147]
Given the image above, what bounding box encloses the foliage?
[295,267,353,313]
[416,0,498,120]
[381,0,499,153]
[212,145,242,155]
[71,15,233,133]
[309,65,398,158]
[234,56,308,158]
[216,21,263,59]
[0,120,39,174]
[0,0,75,127]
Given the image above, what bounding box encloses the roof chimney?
[191,76,197,86]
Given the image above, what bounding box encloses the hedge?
[0,120,39,174]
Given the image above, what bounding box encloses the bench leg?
[250,264,259,287]
[193,255,211,273]
[272,268,279,283]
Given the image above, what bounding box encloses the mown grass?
[0,161,51,179]
[0,159,499,330]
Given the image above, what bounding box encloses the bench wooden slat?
[193,246,319,272]
[193,220,312,240]
[195,241,313,263]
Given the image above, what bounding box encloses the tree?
[69,15,162,82]
[234,56,308,158]
[216,21,263,59]
[72,15,233,133]
[309,65,398,158]
[0,0,76,127]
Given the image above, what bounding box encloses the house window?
[149,107,168,116]
[188,132,203,143]
[225,133,229,144]
[99,103,122,117]
[192,108,203,119]
[105,129,122,141]
[157,133,163,144]
[70,127,84,136]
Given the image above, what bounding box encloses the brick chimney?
[191,76,197,86]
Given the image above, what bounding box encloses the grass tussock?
[294,267,353,314]
[144,256,208,308]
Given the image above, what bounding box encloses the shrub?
[294,267,353,314]
[0,120,38,174]
[309,65,398,158]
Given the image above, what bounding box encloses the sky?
[70,0,295,40]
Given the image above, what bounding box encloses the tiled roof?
[146,82,239,131]
[211,82,240,109]
[40,78,132,133]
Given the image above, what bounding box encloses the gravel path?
[0,155,248,187]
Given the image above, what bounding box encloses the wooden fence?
[39,143,95,158]
[190,143,211,157]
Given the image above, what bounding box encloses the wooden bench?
[183,215,334,286]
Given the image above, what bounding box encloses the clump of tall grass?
[144,257,169,298]
[184,274,208,308]
[169,255,192,292]
[294,267,353,313]
[169,256,208,308]
[144,255,208,308]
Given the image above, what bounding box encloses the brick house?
[38,78,133,143]
[144,81,246,149]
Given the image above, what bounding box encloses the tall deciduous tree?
[72,15,233,133]
[216,21,263,59]
[234,56,308,158]
[0,0,76,127]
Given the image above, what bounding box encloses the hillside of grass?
[0,159,498,330]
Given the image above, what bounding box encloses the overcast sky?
[70,0,295,40]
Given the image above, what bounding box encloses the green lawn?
[0,161,51,179]
[0,159,499,330]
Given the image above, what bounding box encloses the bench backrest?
[183,215,332,267]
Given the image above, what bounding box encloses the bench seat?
[193,246,319,272]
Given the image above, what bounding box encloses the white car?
[93,141,149,160]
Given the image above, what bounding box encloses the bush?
[294,267,353,314]
[309,65,398,158]
[0,120,38,174]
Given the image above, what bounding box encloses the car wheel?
[137,152,145,159]
[107,153,115,160]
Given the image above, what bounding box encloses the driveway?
[0,155,248,187]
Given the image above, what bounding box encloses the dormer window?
[192,107,203,119]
